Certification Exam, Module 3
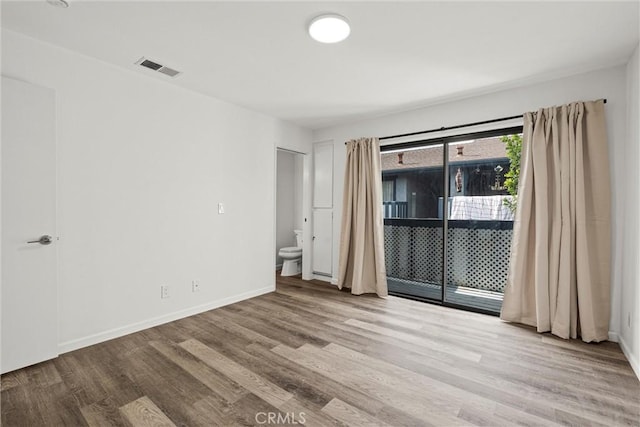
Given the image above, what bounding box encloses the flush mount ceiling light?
[46,0,69,8]
[308,14,350,43]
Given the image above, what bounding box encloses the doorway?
[381,127,522,315]
[275,149,305,273]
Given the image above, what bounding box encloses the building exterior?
[381,137,513,220]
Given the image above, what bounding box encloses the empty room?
[1,1,639,426]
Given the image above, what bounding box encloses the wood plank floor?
[2,275,639,426]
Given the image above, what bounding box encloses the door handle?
[27,235,53,245]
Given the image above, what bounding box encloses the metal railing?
[383,201,408,218]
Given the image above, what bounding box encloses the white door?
[313,142,333,208]
[312,141,334,277]
[312,209,332,276]
[1,77,58,374]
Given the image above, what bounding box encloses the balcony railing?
[384,218,513,294]
[383,201,408,219]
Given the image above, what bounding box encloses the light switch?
[218,203,225,214]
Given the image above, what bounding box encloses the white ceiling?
[2,1,639,129]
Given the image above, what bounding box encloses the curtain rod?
[344,99,607,144]
[378,114,522,141]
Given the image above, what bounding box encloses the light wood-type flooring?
[2,275,639,426]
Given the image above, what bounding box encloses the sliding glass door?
[383,144,444,301]
[382,128,522,315]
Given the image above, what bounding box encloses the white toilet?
[279,229,302,276]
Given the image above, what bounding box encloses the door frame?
[273,147,312,281]
[380,126,523,316]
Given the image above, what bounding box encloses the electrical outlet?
[192,279,201,293]
[161,285,169,299]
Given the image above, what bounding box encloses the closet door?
[312,210,333,276]
[312,142,333,277]
[313,142,333,208]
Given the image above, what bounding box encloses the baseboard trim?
[608,331,619,342]
[58,285,274,354]
[619,335,640,380]
[313,274,332,283]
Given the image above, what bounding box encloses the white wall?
[313,65,628,341]
[621,43,640,378]
[2,29,312,352]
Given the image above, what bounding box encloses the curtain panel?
[501,100,610,342]
[337,137,388,297]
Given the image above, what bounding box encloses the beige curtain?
[337,137,388,296]
[501,100,610,342]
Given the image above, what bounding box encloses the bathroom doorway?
[276,149,305,273]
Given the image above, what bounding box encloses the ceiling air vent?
[157,67,180,77]
[136,57,181,78]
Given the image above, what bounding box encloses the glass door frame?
[381,125,523,316]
